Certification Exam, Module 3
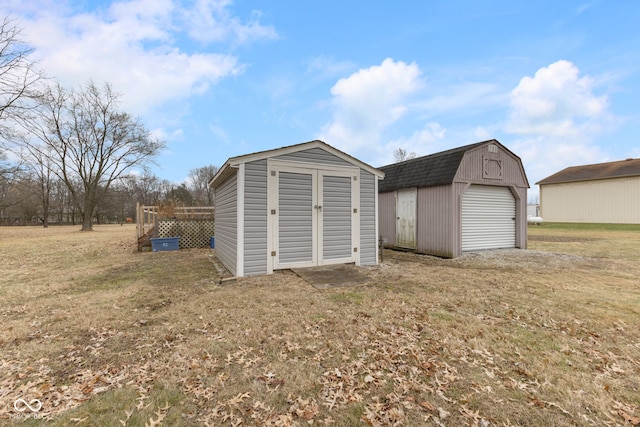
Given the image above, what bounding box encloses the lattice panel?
[158,219,215,248]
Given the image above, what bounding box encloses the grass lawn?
[1,224,639,426]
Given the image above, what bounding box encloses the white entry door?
[396,188,417,249]
[270,163,359,270]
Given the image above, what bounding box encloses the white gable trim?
[210,140,384,188]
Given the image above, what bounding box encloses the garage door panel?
[462,185,515,251]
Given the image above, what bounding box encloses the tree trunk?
[81,214,93,231]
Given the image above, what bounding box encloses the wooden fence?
[136,203,215,251]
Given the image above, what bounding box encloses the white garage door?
[462,185,516,251]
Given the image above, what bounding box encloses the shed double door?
[271,164,359,270]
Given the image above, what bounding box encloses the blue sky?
[4,0,639,199]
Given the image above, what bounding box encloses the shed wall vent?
[488,144,498,153]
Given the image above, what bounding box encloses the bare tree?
[0,16,41,140]
[20,145,56,227]
[188,165,217,206]
[393,148,417,163]
[1,16,41,204]
[17,81,165,231]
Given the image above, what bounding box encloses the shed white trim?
[209,140,384,188]
[268,159,359,270]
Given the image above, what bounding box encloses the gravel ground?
[381,247,606,272]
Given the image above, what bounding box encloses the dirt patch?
[380,247,606,272]
[292,264,370,289]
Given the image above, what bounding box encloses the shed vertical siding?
[455,144,528,187]
[453,144,528,255]
[214,173,238,276]
[378,191,396,247]
[514,186,527,249]
[322,175,352,260]
[416,185,454,257]
[244,160,268,275]
[359,170,377,265]
[540,177,640,224]
[278,171,314,264]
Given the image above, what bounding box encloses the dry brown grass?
[1,224,639,426]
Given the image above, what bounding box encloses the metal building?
[537,158,640,224]
[208,140,385,277]
[378,140,529,258]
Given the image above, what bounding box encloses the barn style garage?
[208,140,385,277]
[378,140,529,258]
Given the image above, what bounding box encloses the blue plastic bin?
[151,237,180,251]
[210,236,215,249]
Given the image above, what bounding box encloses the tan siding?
[540,177,640,223]
[378,191,396,246]
[452,182,466,256]
[416,185,454,257]
[514,186,528,249]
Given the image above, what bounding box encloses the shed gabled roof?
[536,158,640,185]
[209,140,384,188]
[378,139,507,192]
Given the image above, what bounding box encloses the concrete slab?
[292,264,370,289]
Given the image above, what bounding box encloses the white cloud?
[505,60,613,196]
[181,0,277,45]
[319,58,423,158]
[473,126,491,140]
[513,135,606,194]
[305,56,356,81]
[381,122,446,163]
[415,82,501,115]
[8,0,272,115]
[506,60,607,137]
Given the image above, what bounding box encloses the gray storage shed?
[378,140,529,258]
[208,140,385,277]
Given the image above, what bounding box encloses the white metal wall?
[461,185,516,251]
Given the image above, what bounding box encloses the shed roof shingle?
[536,158,640,185]
[378,140,491,192]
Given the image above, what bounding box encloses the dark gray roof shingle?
[378,140,490,192]
[536,158,640,185]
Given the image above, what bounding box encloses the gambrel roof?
[536,158,640,185]
[378,139,518,192]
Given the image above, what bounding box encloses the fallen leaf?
[619,410,640,426]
